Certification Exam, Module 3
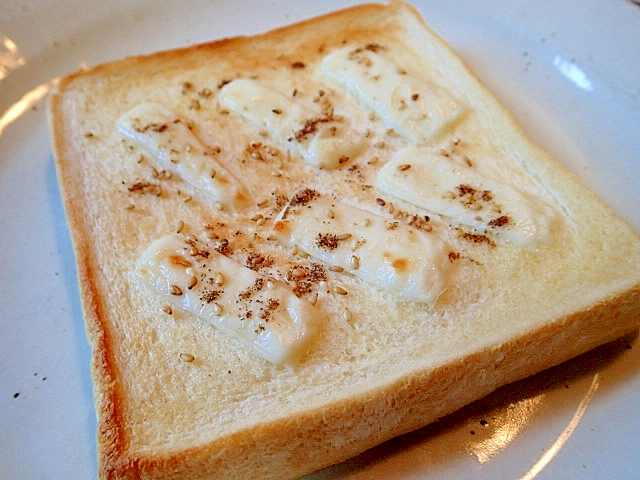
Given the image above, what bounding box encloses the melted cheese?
[376,147,556,246]
[320,45,465,144]
[136,234,322,365]
[218,78,366,169]
[118,102,250,211]
[272,192,450,303]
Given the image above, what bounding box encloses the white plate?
[1,1,638,478]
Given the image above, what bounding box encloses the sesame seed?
[212,303,223,315]
[336,233,352,241]
[214,273,225,286]
[162,305,173,315]
[349,255,360,270]
[176,221,185,234]
[171,256,192,267]
[170,285,183,296]
[397,163,411,171]
[188,276,198,290]
[180,353,195,362]
[376,198,386,206]
[333,286,348,295]
[292,267,307,278]
[329,265,344,272]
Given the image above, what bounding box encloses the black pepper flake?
[316,233,340,250]
[365,43,385,52]
[488,215,511,228]
[293,111,336,141]
[13,392,19,399]
[239,278,265,301]
[213,239,232,256]
[245,252,266,270]
[290,188,319,207]
[288,263,326,297]
[460,231,495,247]
[201,289,223,303]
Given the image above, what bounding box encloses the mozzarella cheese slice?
[218,78,366,169]
[272,191,450,303]
[136,234,322,365]
[376,147,555,246]
[118,102,250,211]
[320,45,465,144]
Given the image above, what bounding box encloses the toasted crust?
[48,1,640,478]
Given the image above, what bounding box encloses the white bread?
[47,1,640,478]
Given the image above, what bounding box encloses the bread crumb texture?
[48,1,640,478]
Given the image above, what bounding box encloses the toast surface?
[48,1,640,478]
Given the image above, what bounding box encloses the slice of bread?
[48,1,640,478]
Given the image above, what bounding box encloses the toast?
[47,1,640,478]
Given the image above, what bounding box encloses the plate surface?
[1,1,638,479]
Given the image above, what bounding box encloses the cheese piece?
[217,78,365,169]
[136,234,322,365]
[376,147,556,246]
[118,102,250,211]
[272,190,450,304]
[320,45,465,144]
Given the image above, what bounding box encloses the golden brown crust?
[47,1,640,479]
[49,91,128,478]
[95,285,640,480]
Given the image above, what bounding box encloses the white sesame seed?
[333,286,348,295]
[180,353,195,362]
